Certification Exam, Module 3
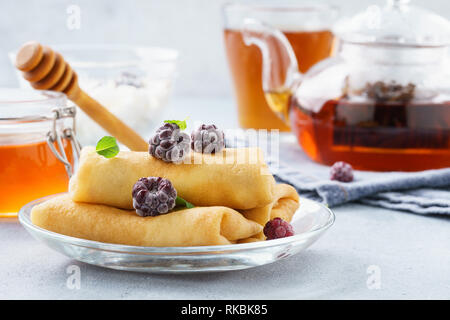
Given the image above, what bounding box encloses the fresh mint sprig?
[175,196,195,209]
[96,136,120,158]
[164,118,188,130]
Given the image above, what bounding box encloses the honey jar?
[0,89,80,217]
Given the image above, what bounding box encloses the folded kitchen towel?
[271,161,450,215]
[226,131,450,216]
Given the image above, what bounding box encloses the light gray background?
[1,0,449,97]
[1,0,449,300]
[1,98,449,300]
[1,127,449,300]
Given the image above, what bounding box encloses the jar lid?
[335,0,450,47]
[0,89,66,120]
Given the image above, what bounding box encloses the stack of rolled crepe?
[31,147,300,246]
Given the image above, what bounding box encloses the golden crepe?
[239,184,300,242]
[32,183,299,246]
[242,184,300,225]
[32,146,301,247]
[70,147,275,210]
[31,194,263,246]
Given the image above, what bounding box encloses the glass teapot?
[244,0,450,171]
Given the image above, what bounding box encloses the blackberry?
[330,161,354,182]
[191,124,225,154]
[263,218,294,240]
[149,122,190,163]
[132,177,177,217]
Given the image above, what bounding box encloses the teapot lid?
[335,0,450,47]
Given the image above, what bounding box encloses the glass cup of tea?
[223,2,339,131]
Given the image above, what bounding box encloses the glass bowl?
[19,194,334,273]
[10,44,178,148]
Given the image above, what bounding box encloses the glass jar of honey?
[0,89,80,217]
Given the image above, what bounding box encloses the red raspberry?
[330,161,354,182]
[263,218,294,240]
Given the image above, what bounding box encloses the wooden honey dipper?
[14,41,149,151]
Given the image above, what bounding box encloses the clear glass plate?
[18,194,335,273]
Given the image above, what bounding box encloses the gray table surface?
[1,97,449,300]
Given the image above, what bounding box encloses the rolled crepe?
[31,195,263,247]
[242,184,300,225]
[69,147,275,210]
[239,184,300,242]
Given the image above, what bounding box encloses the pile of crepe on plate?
[31,147,300,247]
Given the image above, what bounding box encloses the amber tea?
[290,81,450,171]
[224,28,335,131]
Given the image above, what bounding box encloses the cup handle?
[242,18,302,124]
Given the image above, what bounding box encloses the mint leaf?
[96,136,120,158]
[164,119,187,130]
[176,196,195,209]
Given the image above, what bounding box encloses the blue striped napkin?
[226,131,450,216]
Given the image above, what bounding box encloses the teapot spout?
[243,18,302,124]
